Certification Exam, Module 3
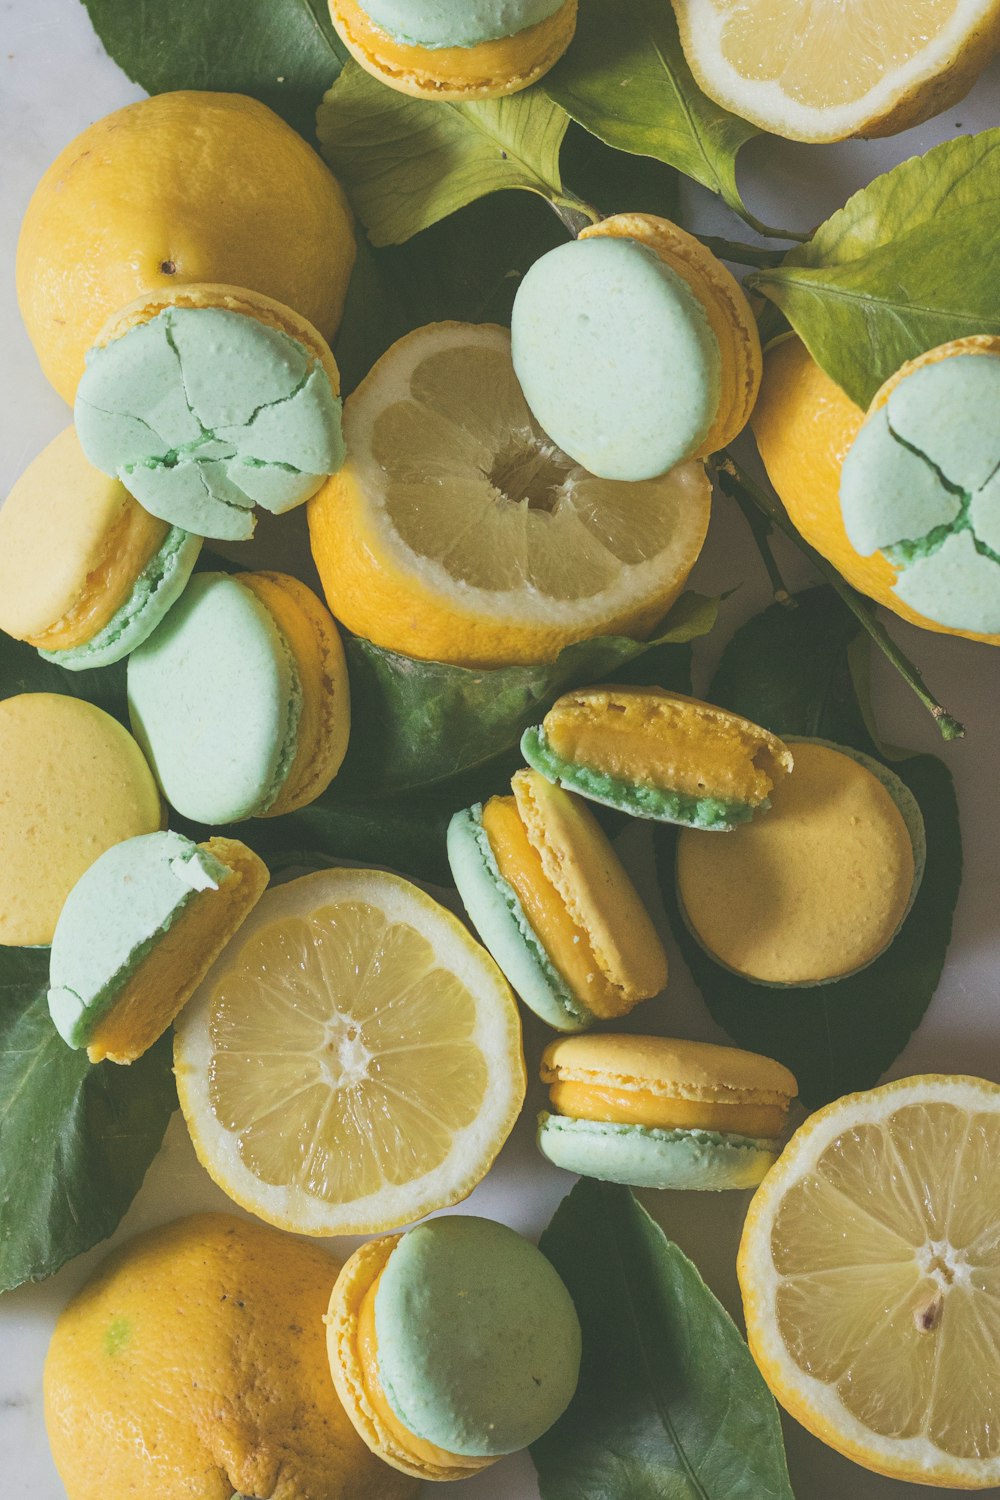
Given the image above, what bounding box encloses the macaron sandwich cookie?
[326,1215,581,1481]
[538,1034,797,1191]
[48,831,268,1064]
[0,427,201,670]
[522,684,793,829]
[676,738,926,986]
[511,213,762,481]
[328,0,577,99]
[128,570,350,824]
[74,284,345,541]
[0,694,162,947]
[448,769,667,1031]
[840,336,1000,635]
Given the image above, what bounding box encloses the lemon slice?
[739,1075,1000,1488]
[671,0,1000,143]
[307,322,711,667]
[174,868,526,1235]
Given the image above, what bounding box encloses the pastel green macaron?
[75,286,345,542]
[538,1034,797,1192]
[326,1215,581,1481]
[356,0,564,45]
[48,830,268,1064]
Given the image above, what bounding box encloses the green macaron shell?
[48,831,230,1049]
[375,1217,581,1456]
[520,725,756,830]
[839,353,1000,634]
[676,737,927,989]
[38,526,202,671]
[127,571,303,824]
[537,1112,779,1191]
[447,805,591,1032]
[358,0,563,46]
[75,306,344,542]
[510,235,721,482]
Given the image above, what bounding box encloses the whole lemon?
[43,1212,417,1500]
[17,92,355,404]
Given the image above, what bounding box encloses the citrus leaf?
[82,0,346,139]
[750,129,1000,406]
[655,587,962,1108]
[0,949,176,1291]
[317,60,569,245]
[543,0,780,235]
[533,1180,794,1500]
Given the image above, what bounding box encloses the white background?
[2,3,1000,1496]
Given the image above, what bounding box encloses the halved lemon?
[671,0,1000,143]
[307,322,711,667]
[739,1075,1000,1488]
[174,868,526,1235]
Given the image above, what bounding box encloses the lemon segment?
[739,1075,1000,1487]
[174,868,526,1235]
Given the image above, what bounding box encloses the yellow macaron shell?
[326,1237,487,1483]
[677,740,917,984]
[0,427,169,650]
[237,572,351,816]
[329,0,577,98]
[0,695,162,946]
[541,1033,797,1139]
[580,214,762,456]
[542,686,793,807]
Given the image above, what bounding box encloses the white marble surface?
[3,3,1000,1496]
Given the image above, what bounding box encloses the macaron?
[74,284,345,541]
[448,768,667,1031]
[522,684,793,829]
[0,694,162,947]
[48,831,269,1064]
[538,1033,797,1191]
[326,1215,581,1482]
[510,213,762,481]
[676,739,926,985]
[0,426,201,670]
[127,570,350,824]
[840,338,1000,635]
[328,0,577,99]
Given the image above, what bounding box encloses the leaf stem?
[545,188,602,237]
[697,235,786,268]
[713,454,966,741]
[739,209,810,243]
[725,478,795,608]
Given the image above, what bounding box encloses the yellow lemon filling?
[29,499,169,651]
[356,1272,472,1472]
[481,795,625,1019]
[542,688,792,806]
[547,1078,788,1139]
[331,0,571,86]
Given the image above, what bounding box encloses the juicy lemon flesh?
[770,1101,1000,1460]
[718,0,959,107]
[370,344,694,600]
[206,901,489,1205]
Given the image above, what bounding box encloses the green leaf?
[655,587,962,1108]
[317,60,568,245]
[749,129,1000,406]
[82,0,346,140]
[543,0,774,234]
[0,632,128,724]
[0,949,176,1292]
[533,1180,794,1500]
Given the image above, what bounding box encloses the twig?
[545,189,602,237]
[697,235,786,268]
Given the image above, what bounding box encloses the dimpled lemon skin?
[17,92,355,405]
[44,1213,417,1500]
[752,337,1000,646]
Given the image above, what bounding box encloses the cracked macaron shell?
[329,0,576,97]
[75,285,345,542]
[522,684,793,829]
[840,340,1000,635]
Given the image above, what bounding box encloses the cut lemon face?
[671,0,1000,142]
[174,868,526,1235]
[739,1075,1000,1488]
[307,322,711,667]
